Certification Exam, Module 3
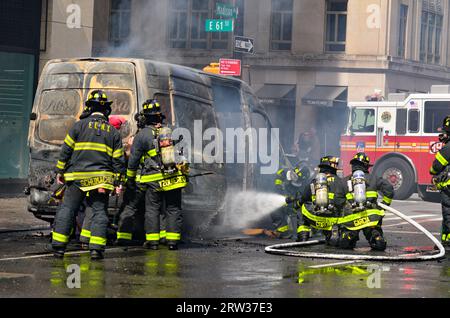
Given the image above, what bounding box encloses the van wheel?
[374,158,415,200]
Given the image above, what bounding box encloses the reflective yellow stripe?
[64,134,75,149]
[275,179,283,185]
[382,196,392,204]
[436,152,449,166]
[52,232,69,243]
[338,209,385,224]
[138,173,165,183]
[166,232,181,241]
[117,232,132,240]
[146,233,160,241]
[79,183,115,192]
[276,225,289,233]
[127,169,137,178]
[328,193,335,200]
[64,171,115,181]
[430,166,437,175]
[90,236,107,246]
[160,230,167,238]
[277,169,284,176]
[56,160,66,170]
[301,205,338,230]
[366,191,378,198]
[346,193,354,200]
[113,148,124,158]
[80,229,91,238]
[297,225,311,233]
[147,148,157,157]
[442,233,450,242]
[74,142,113,156]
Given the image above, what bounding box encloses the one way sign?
[234,36,254,54]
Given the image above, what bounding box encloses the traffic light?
[203,62,220,74]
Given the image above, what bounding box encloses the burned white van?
[27,58,285,233]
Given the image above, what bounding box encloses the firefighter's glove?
[176,162,190,175]
[56,173,65,185]
[285,195,296,205]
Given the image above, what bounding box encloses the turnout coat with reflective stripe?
[339,172,394,230]
[430,142,450,188]
[56,113,126,191]
[127,125,187,191]
[300,173,347,230]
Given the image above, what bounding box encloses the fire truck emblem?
[381,111,392,123]
[430,141,443,154]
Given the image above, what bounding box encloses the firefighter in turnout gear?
[339,153,393,250]
[116,99,189,250]
[430,115,450,249]
[296,156,347,245]
[272,164,311,238]
[51,90,126,259]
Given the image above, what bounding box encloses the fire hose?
[265,202,446,261]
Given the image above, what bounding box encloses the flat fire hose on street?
[265,203,446,261]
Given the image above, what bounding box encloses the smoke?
[221,189,285,230]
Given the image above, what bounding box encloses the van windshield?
[36,62,136,144]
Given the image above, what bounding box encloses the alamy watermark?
[66,264,81,289]
[366,264,390,289]
[66,4,81,29]
[172,121,280,175]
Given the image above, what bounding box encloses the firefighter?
[79,115,128,248]
[272,164,310,239]
[296,156,347,245]
[51,90,126,259]
[338,153,393,250]
[430,115,450,249]
[116,99,189,250]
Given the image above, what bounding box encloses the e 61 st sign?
[205,19,234,32]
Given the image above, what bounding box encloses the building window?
[325,0,347,52]
[398,4,408,58]
[168,0,231,50]
[270,0,293,51]
[109,0,131,47]
[420,0,443,64]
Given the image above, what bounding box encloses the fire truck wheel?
[375,158,415,200]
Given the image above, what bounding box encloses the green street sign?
[205,19,234,32]
[216,3,238,18]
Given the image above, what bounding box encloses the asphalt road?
[0,195,448,298]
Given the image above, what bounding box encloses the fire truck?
[340,85,450,202]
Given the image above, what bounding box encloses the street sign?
[216,3,238,18]
[205,19,234,32]
[219,58,241,76]
[234,36,254,54]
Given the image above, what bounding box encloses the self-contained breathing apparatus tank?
[347,170,367,210]
[311,173,328,212]
[156,126,177,173]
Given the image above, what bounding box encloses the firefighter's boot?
[369,229,387,251]
[143,241,159,250]
[339,229,358,249]
[168,242,178,250]
[90,249,104,260]
[46,244,65,258]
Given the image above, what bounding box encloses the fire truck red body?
[340,85,450,201]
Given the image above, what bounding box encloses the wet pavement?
[0,196,448,298]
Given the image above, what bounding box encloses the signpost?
[219,58,241,76]
[205,19,234,32]
[216,2,238,18]
[234,36,254,54]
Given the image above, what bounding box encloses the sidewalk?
[0,197,49,232]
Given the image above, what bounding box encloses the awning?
[256,84,296,104]
[302,86,347,107]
